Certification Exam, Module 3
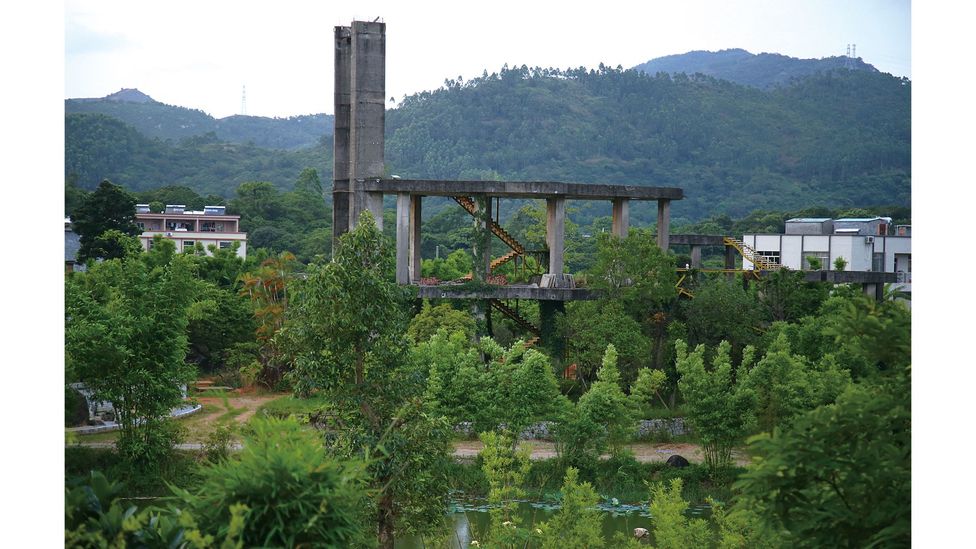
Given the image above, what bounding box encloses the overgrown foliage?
[733,367,911,547]
[281,212,452,548]
[65,248,198,467]
[674,340,755,468]
[174,417,371,548]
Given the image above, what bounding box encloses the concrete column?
[366,191,384,231]
[546,198,566,274]
[348,20,385,230]
[409,195,422,282]
[395,193,410,284]
[472,196,492,283]
[725,245,736,280]
[690,245,702,268]
[611,198,629,238]
[332,25,352,250]
[539,301,566,357]
[656,199,671,250]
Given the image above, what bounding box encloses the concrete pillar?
[409,195,422,282]
[656,199,671,250]
[395,193,410,284]
[611,198,629,238]
[725,245,736,280]
[472,196,492,283]
[546,198,566,274]
[332,26,352,250]
[690,245,702,268]
[539,300,566,357]
[348,20,385,230]
[366,191,384,231]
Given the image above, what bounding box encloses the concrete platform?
[415,283,597,301]
[361,178,683,200]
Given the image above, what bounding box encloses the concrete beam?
[416,285,598,301]
[656,199,671,250]
[361,178,683,201]
[547,198,565,274]
[669,234,727,246]
[395,193,410,284]
[611,198,629,238]
[409,195,422,283]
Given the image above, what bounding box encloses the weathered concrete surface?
[611,198,629,237]
[416,284,598,301]
[669,234,728,246]
[360,178,683,200]
[801,270,897,283]
[657,199,671,250]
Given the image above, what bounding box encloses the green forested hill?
[66,92,333,150]
[65,113,331,196]
[631,49,879,90]
[385,65,909,221]
[65,65,909,222]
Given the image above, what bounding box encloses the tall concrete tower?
[333,20,386,249]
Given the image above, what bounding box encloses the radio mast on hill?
[241,85,247,115]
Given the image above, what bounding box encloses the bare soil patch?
[452,440,750,466]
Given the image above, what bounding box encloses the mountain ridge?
[632,49,879,90]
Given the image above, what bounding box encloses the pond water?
[396,499,711,548]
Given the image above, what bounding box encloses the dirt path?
[179,392,285,442]
[452,440,751,467]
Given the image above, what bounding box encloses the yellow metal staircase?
[452,196,532,283]
[489,299,542,346]
[723,237,782,272]
[452,196,527,255]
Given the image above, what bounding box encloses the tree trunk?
[377,492,396,549]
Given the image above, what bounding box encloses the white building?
[135,204,248,258]
[742,216,911,293]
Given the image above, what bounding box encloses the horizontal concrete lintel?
[669,234,728,246]
[799,270,898,283]
[361,178,683,201]
[415,284,599,301]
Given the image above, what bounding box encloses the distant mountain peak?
[632,49,879,90]
[104,88,156,103]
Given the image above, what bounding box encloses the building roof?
[786,217,831,223]
[834,217,891,223]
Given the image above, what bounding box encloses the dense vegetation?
[385,65,909,223]
[66,198,911,546]
[64,55,911,546]
[632,48,878,90]
[66,91,333,149]
[65,113,332,197]
[66,64,909,224]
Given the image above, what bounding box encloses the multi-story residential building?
[135,204,247,258]
[742,216,910,293]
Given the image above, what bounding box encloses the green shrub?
[174,416,371,548]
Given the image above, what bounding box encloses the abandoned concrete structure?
[331,20,683,302]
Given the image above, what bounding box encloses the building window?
[873,253,884,272]
[218,241,231,249]
[136,221,145,230]
[183,240,195,252]
[803,251,829,270]
[756,251,780,266]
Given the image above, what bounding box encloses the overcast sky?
[65,0,911,119]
